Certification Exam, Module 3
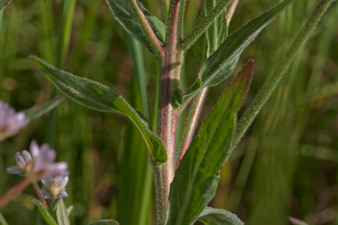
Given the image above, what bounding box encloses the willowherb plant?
[0,0,336,224]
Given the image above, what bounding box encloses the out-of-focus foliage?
[0,0,337,224]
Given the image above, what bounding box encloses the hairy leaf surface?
[55,198,70,225]
[32,199,58,225]
[193,0,229,61]
[88,220,119,225]
[30,55,167,163]
[167,61,254,225]
[106,0,166,53]
[196,207,244,225]
[173,0,295,107]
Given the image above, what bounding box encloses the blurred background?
[0,0,337,224]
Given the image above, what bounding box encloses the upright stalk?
[32,182,48,210]
[155,0,185,223]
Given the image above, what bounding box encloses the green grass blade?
[116,34,152,225]
[56,0,76,68]
[234,0,335,148]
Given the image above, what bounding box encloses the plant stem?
[226,0,239,22]
[32,182,48,210]
[129,0,164,57]
[177,3,239,166]
[0,179,30,209]
[155,0,185,223]
[234,0,334,148]
[176,88,207,168]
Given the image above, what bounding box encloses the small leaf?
[289,217,309,225]
[88,219,119,225]
[66,205,74,216]
[174,0,295,107]
[106,0,166,53]
[0,0,12,10]
[55,198,70,225]
[167,61,254,225]
[29,55,167,163]
[193,0,229,61]
[24,96,64,120]
[196,207,244,225]
[32,199,58,225]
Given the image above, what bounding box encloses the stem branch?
[32,182,48,210]
[0,179,30,209]
[129,0,164,56]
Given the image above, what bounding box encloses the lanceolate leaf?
[167,61,254,225]
[29,55,167,163]
[55,198,70,225]
[173,0,295,107]
[24,96,64,120]
[32,199,58,225]
[106,0,166,53]
[196,207,244,225]
[193,0,229,61]
[88,220,120,225]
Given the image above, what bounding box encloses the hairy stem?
[177,3,239,166]
[176,88,207,168]
[129,0,164,56]
[32,182,48,210]
[0,179,30,209]
[234,0,334,148]
[155,0,185,223]
[226,0,239,23]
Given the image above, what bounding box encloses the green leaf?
[106,0,166,53]
[173,0,295,107]
[167,60,254,225]
[0,0,12,10]
[193,0,229,61]
[24,96,64,120]
[55,198,70,225]
[88,219,120,225]
[196,207,244,225]
[29,55,167,163]
[32,199,58,225]
[66,206,74,216]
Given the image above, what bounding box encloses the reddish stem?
[32,182,49,210]
[0,179,30,209]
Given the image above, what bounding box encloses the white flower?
[41,175,69,199]
[0,100,30,141]
[6,140,68,180]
